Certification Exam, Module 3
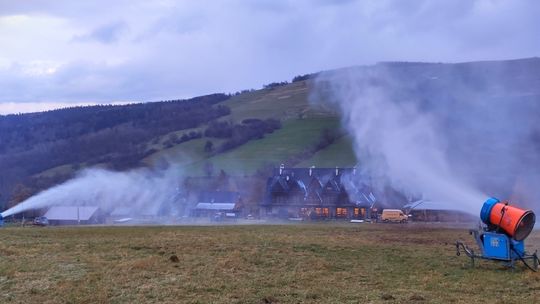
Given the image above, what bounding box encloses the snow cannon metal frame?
[456,198,539,271]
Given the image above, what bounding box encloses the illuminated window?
[314,208,330,217]
[336,208,347,217]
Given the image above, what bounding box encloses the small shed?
[194,202,237,218]
[192,191,242,217]
[403,200,475,222]
[44,206,102,225]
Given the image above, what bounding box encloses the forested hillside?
[0,93,273,207]
[0,79,325,209]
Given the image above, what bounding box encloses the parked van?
[381,209,408,223]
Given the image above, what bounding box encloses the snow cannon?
[456,197,539,271]
[480,198,535,241]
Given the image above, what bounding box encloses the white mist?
[1,167,182,219]
[310,64,517,214]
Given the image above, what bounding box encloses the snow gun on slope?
[456,197,539,271]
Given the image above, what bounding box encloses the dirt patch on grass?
[169,254,179,263]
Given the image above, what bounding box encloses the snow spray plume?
[1,167,183,218]
[311,60,540,214]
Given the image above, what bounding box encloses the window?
[336,208,348,218]
[314,208,330,217]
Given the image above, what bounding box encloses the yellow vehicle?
[381,209,408,223]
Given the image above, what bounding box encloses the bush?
[263,81,288,90]
[204,121,233,138]
[292,74,312,82]
[215,118,282,152]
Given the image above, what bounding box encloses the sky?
[0,0,539,114]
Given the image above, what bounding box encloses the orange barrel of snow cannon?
[480,198,536,241]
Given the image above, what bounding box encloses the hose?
[511,247,538,272]
[495,203,507,235]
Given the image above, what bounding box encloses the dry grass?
[0,223,539,303]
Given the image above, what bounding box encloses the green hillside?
[142,80,347,175]
[35,80,346,184]
[220,81,337,122]
[296,136,357,168]
[182,118,344,175]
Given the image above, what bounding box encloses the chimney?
[335,166,339,176]
[279,164,284,175]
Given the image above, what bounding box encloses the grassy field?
[180,118,343,175]
[220,81,335,122]
[1,223,539,303]
[297,136,357,168]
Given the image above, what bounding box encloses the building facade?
[262,166,376,220]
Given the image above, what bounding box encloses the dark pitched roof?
[273,167,357,186]
[268,176,289,192]
[323,179,341,192]
[307,176,323,191]
[266,167,383,206]
[287,178,307,193]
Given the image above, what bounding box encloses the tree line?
[203,118,282,153]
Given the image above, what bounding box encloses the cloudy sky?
[0,0,539,114]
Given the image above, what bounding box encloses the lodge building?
[262,165,377,219]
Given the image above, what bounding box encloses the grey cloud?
[0,0,131,19]
[314,0,358,6]
[0,0,539,105]
[72,21,128,44]
[241,0,293,13]
[136,9,204,40]
[0,57,220,103]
